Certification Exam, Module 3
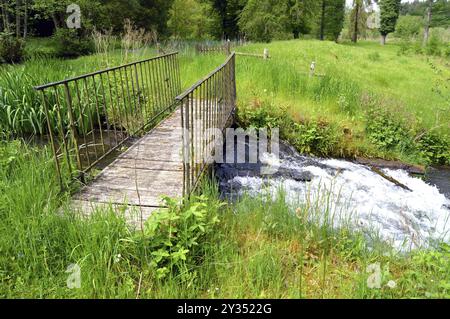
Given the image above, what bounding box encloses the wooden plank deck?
[72,108,185,226]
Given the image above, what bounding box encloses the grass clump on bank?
[1,141,449,299]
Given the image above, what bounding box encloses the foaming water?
[216,141,450,251]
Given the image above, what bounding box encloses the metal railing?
[195,42,232,55]
[176,52,237,196]
[35,52,181,188]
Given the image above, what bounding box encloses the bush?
[417,132,450,165]
[425,34,442,57]
[128,195,221,281]
[395,15,423,40]
[238,102,340,156]
[0,32,25,64]
[444,46,450,58]
[53,29,95,58]
[365,106,414,152]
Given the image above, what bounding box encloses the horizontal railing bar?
[175,52,235,101]
[34,52,178,91]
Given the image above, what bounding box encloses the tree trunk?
[352,3,360,43]
[22,0,27,38]
[52,13,60,30]
[320,0,326,40]
[381,34,386,45]
[423,0,433,46]
[1,0,10,32]
[15,0,21,38]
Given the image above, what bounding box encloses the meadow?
[1,39,449,164]
[1,38,450,298]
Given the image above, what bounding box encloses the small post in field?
[263,48,269,60]
[310,61,316,77]
[226,39,231,55]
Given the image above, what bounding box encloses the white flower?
[386,280,397,289]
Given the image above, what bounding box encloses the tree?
[317,0,346,42]
[22,0,27,38]
[349,0,367,43]
[395,15,422,39]
[238,0,289,42]
[210,0,247,39]
[324,0,345,42]
[379,0,401,45]
[15,0,20,37]
[287,0,317,39]
[400,0,449,28]
[319,0,326,40]
[423,0,434,45]
[168,0,218,39]
[0,0,11,32]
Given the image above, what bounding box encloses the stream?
[215,138,450,252]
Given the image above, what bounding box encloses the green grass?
[0,141,449,298]
[1,39,449,164]
[180,40,450,165]
[1,39,450,298]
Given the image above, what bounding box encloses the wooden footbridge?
[35,52,236,224]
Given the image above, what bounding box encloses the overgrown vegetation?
[0,0,449,300]
[52,29,95,59]
[0,32,24,63]
[0,141,449,298]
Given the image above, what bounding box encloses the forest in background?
[0,0,449,42]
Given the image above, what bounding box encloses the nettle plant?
[130,195,222,281]
[365,102,415,152]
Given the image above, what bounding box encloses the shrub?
[0,32,25,64]
[238,102,340,157]
[425,34,442,57]
[53,29,95,58]
[444,46,450,58]
[397,40,411,56]
[365,106,414,152]
[417,132,450,165]
[395,15,422,40]
[289,120,339,156]
[128,195,222,281]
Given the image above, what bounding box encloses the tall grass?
[1,141,449,298]
[1,39,449,164]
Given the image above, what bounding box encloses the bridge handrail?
[175,52,235,102]
[177,52,237,196]
[34,52,179,91]
[35,52,181,190]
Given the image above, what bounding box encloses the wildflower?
[114,254,121,263]
[386,280,397,289]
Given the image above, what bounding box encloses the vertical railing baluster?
[83,77,99,160]
[132,63,144,131]
[63,82,84,179]
[74,81,91,167]
[91,75,106,154]
[99,73,112,151]
[41,91,63,189]
[53,86,73,178]
[106,71,119,146]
